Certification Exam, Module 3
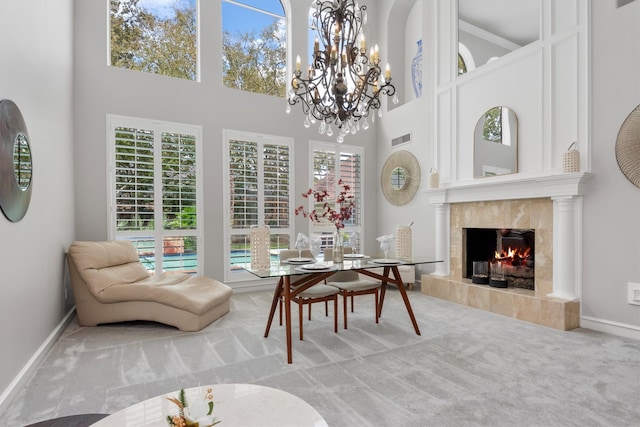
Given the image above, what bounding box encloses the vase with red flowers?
[294,179,355,263]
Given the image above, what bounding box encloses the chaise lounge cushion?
[67,240,233,332]
[70,240,153,294]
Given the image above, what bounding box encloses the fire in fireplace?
[463,228,535,290]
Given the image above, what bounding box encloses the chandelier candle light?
[286,0,398,143]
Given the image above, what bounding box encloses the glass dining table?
[243,255,442,363]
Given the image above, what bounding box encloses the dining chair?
[279,249,339,340]
[324,248,381,329]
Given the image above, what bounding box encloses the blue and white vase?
[411,39,423,99]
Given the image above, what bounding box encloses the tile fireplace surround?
[423,173,593,330]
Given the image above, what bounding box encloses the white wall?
[0,0,75,406]
[376,0,437,276]
[582,0,640,334]
[404,1,423,102]
[439,0,586,183]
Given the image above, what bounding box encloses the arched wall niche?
[387,0,422,110]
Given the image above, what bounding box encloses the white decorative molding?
[433,203,450,276]
[581,316,640,341]
[550,196,579,301]
[424,172,594,204]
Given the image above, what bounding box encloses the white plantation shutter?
[229,140,259,229]
[263,143,291,229]
[109,116,202,274]
[225,132,293,282]
[338,151,362,228]
[310,142,363,245]
[161,132,198,230]
[114,127,155,232]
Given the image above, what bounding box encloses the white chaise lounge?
[67,240,233,332]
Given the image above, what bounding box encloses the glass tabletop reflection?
[242,256,442,279]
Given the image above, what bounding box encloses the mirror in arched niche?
[473,106,518,178]
[458,0,540,76]
[387,0,422,109]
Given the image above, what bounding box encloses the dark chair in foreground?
[25,413,109,427]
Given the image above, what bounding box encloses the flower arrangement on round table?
[294,179,355,231]
[167,388,220,427]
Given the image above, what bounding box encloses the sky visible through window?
[222,0,285,36]
[137,0,284,34]
[139,0,194,19]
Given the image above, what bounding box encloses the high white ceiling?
[458,0,540,47]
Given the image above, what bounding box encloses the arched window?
[458,42,475,76]
[222,0,287,97]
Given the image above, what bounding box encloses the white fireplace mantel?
[424,172,594,204]
[425,172,594,301]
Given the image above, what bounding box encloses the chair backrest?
[323,247,359,281]
[323,247,352,260]
[68,240,151,295]
[279,249,314,261]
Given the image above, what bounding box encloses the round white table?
[90,384,327,427]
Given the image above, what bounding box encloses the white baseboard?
[0,308,76,413]
[580,315,640,341]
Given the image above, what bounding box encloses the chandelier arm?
[379,82,396,97]
[316,2,335,50]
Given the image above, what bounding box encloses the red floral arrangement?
[294,179,355,230]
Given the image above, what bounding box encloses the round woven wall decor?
[616,104,640,188]
[381,150,421,206]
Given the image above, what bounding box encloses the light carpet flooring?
[4,286,640,426]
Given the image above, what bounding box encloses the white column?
[549,196,579,300]
[432,203,450,276]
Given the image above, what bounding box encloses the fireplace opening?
[463,228,535,290]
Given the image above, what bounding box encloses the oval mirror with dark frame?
[473,106,518,178]
[458,0,540,76]
[0,99,33,222]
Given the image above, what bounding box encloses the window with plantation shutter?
[108,116,203,275]
[224,131,293,282]
[310,141,363,250]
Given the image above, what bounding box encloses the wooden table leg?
[284,276,293,364]
[264,277,283,338]
[377,266,389,318]
[392,266,421,335]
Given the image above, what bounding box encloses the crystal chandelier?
[286,0,398,143]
